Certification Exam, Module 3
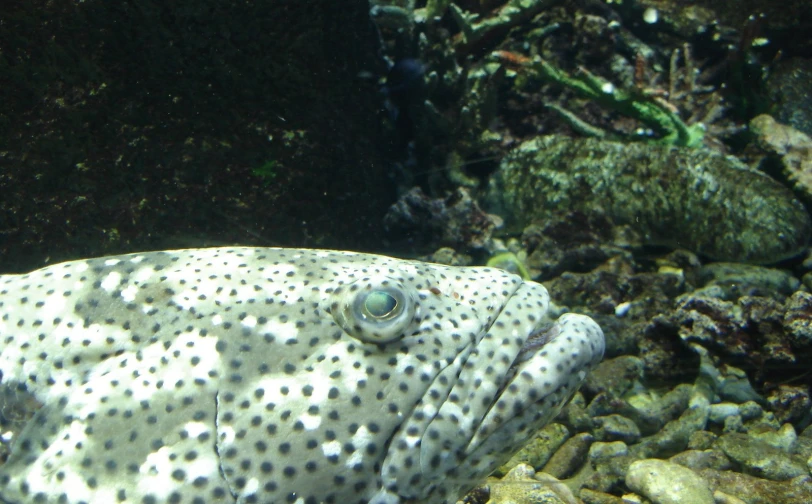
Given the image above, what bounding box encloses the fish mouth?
[499,322,559,393]
[515,322,559,367]
[457,308,603,468]
[380,279,604,501]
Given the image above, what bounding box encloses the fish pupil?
[364,291,398,319]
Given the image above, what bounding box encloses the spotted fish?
[0,247,604,504]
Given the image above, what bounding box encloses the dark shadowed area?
[0,0,393,272]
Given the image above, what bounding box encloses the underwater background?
[1,0,812,502]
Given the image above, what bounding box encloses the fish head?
[0,248,604,504]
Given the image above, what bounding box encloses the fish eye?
[360,290,400,320]
[332,279,415,344]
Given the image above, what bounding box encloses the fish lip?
[499,322,559,393]
[517,322,558,361]
[460,312,604,464]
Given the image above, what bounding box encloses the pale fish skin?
[0,247,604,504]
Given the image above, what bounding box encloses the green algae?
[514,56,706,147]
[487,136,811,263]
[486,251,531,280]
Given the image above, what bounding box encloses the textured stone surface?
[699,469,812,504]
[497,423,571,476]
[784,291,812,347]
[542,432,594,479]
[750,114,812,205]
[626,458,715,504]
[484,464,579,504]
[716,433,808,481]
[698,262,800,300]
[487,135,811,263]
[767,58,812,136]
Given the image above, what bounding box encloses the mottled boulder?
[750,114,812,206]
[487,136,811,263]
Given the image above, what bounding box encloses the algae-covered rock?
[487,136,811,263]
[716,433,809,481]
[784,291,812,348]
[699,469,812,504]
[698,262,800,300]
[496,423,570,476]
[484,464,579,504]
[542,432,594,479]
[750,114,812,206]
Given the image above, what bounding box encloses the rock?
[579,487,626,504]
[699,468,812,504]
[766,58,812,137]
[484,464,579,504]
[590,383,692,437]
[581,452,635,495]
[383,186,503,252]
[670,295,798,366]
[712,490,749,504]
[496,423,571,476]
[588,441,630,465]
[716,371,764,407]
[487,135,810,263]
[542,432,594,479]
[594,414,642,444]
[750,114,812,205]
[547,267,690,358]
[697,262,800,301]
[738,401,766,421]
[716,433,808,481]
[563,391,595,432]
[688,430,718,450]
[583,356,645,398]
[709,403,743,424]
[796,428,812,462]
[748,423,798,452]
[630,387,710,459]
[706,399,764,428]
[520,212,636,281]
[723,414,745,433]
[669,448,732,471]
[783,291,812,348]
[765,385,811,425]
[421,247,473,267]
[626,458,715,504]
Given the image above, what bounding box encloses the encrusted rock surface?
[626,458,715,504]
[487,135,811,263]
[462,246,812,504]
[750,114,812,206]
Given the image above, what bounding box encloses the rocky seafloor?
[455,248,812,504]
[374,1,812,502]
[394,214,812,503]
